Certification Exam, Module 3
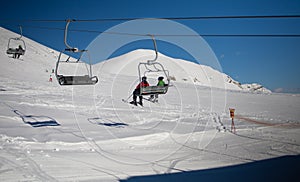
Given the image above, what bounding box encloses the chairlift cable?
[19,25,300,37]
[2,14,300,23]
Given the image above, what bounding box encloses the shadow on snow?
[13,110,60,127]
[88,117,128,128]
[120,155,300,182]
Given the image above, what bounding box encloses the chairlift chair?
[138,62,170,95]
[55,49,98,85]
[55,19,98,86]
[138,35,170,96]
[6,26,26,56]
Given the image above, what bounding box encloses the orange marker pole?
[229,108,236,133]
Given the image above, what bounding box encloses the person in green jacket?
[157,76,165,86]
[150,76,166,102]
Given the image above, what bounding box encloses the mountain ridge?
[0,27,271,93]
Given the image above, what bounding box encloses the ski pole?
[124,93,133,102]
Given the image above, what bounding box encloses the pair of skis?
[121,99,143,107]
[122,96,158,107]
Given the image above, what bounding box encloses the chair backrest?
[57,75,98,85]
[141,86,168,95]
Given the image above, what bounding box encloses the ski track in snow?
[1,72,299,181]
[0,135,58,181]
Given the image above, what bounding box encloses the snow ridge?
[0,27,270,93]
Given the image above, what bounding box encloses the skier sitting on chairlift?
[130,76,149,106]
[150,76,166,102]
[13,45,24,59]
[157,76,166,86]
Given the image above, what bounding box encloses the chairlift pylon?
[138,35,170,95]
[55,19,98,86]
[6,26,26,57]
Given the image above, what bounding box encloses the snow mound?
[226,76,272,93]
[97,49,271,93]
[242,83,272,93]
[0,27,270,93]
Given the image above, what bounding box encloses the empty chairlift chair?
[55,50,98,85]
[55,19,98,86]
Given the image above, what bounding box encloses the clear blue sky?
[1,0,300,93]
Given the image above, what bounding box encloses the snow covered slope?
[1,27,270,93]
[1,27,298,181]
[0,27,59,85]
[97,49,271,93]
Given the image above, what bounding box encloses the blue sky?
[1,0,300,93]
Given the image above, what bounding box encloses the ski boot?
[138,100,143,106]
[130,101,137,106]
